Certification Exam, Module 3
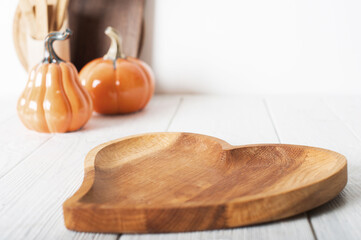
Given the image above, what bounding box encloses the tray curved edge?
[63,132,347,233]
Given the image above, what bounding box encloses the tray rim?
[63,132,347,232]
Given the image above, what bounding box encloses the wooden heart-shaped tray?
[63,132,347,233]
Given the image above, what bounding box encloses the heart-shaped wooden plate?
[63,132,347,233]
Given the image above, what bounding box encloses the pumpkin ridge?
[128,58,155,110]
[68,63,93,121]
[58,65,74,132]
[79,27,154,114]
[130,61,149,110]
[17,29,92,133]
[38,64,50,132]
[61,62,86,131]
[17,65,37,131]
[43,64,72,132]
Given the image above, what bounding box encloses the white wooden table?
[0,94,360,240]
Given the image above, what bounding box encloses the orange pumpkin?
[79,27,155,114]
[17,29,93,133]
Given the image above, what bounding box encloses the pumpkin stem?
[43,29,72,64]
[104,27,125,68]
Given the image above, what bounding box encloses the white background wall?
[2,0,361,96]
[0,1,27,96]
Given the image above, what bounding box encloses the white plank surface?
[121,95,315,240]
[2,94,360,240]
[324,95,361,139]
[0,95,17,123]
[0,95,52,178]
[0,116,52,178]
[266,96,361,240]
[0,95,181,240]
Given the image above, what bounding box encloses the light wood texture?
[18,0,36,37]
[124,96,316,240]
[55,0,69,30]
[266,96,361,240]
[13,6,29,70]
[13,0,144,71]
[1,95,360,240]
[68,0,144,70]
[35,0,48,39]
[48,3,56,32]
[0,95,52,179]
[13,4,71,71]
[129,96,316,240]
[25,22,71,70]
[0,95,180,240]
[63,131,346,233]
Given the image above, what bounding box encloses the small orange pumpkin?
[17,29,93,133]
[79,27,155,114]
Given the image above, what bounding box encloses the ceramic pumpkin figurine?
[17,29,93,133]
[79,27,155,114]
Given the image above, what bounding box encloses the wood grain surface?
[63,132,347,233]
[13,5,71,71]
[267,96,361,240]
[68,0,144,70]
[2,95,360,240]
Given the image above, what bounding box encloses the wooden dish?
[63,132,347,233]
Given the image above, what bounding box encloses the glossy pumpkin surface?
[79,27,154,114]
[79,57,154,114]
[17,29,93,133]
